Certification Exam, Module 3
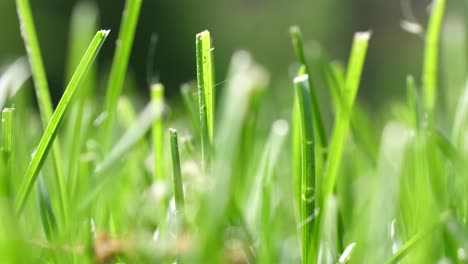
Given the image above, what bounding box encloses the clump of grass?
[2,0,467,263]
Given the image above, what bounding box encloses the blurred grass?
[0,0,467,263]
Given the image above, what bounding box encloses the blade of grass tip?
[151,84,165,181]
[15,30,109,216]
[321,31,371,203]
[16,0,69,223]
[36,173,57,240]
[384,212,450,264]
[78,100,163,212]
[422,0,446,118]
[101,0,142,152]
[1,108,14,198]
[290,26,327,154]
[294,74,316,264]
[66,0,99,203]
[169,128,185,215]
[181,82,200,138]
[196,30,214,173]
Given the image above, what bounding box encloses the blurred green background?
[0,0,466,110]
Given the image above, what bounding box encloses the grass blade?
[16,0,69,223]
[422,0,446,116]
[294,74,316,264]
[169,128,185,214]
[452,79,468,144]
[321,31,371,202]
[101,0,143,152]
[15,30,110,215]
[290,26,327,152]
[151,84,165,181]
[196,30,215,172]
[1,108,14,198]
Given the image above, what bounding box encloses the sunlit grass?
[1,0,467,263]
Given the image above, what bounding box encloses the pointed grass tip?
[294,74,309,84]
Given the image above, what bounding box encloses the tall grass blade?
[422,0,446,116]
[16,0,69,223]
[290,26,328,153]
[321,31,371,202]
[101,0,143,152]
[151,84,165,181]
[15,30,109,215]
[196,30,215,173]
[294,74,316,264]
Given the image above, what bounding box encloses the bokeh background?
[0,0,466,112]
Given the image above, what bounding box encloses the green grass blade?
[422,0,447,116]
[196,30,215,173]
[169,128,185,214]
[151,84,165,181]
[294,74,316,264]
[1,108,14,198]
[15,30,109,215]
[290,26,328,152]
[16,0,69,224]
[101,0,143,152]
[321,31,371,202]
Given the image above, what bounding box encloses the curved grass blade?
[15,30,110,215]
[321,31,371,202]
[16,0,69,223]
[294,74,316,264]
[101,0,143,152]
[196,30,215,173]
[422,0,446,116]
[151,84,165,181]
[1,108,14,198]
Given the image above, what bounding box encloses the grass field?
[1,0,467,263]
